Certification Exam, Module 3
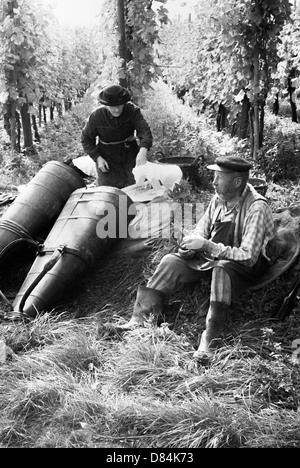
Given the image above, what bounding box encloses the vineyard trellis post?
[117,0,128,89]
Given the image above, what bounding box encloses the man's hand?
[97,156,110,173]
[135,147,148,166]
[181,234,206,251]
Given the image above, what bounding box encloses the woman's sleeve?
[81,112,100,161]
[132,107,153,149]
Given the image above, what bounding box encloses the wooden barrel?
[13,186,135,318]
[0,161,86,264]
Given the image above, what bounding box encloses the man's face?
[107,105,124,117]
[212,170,240,202]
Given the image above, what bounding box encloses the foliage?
[95,0,169,100]
[256,111,300,182]
[161,0,291,107]
[0,0,99,150]
[125,0,169,91]
[0,0,52,148]
[142,80,237,161]
[49,26,99,105]
[0,105,88,184]
[159,0,292,158]
[272,8,300,101]
[158,7,214,111]
[0,0,51,110]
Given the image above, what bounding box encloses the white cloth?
[72,156,97,177]
[132,161,182,190]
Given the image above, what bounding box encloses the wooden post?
[117,0,128,88]
[252,47,260,160]
[20,100,33,149]
[251,0,261,160]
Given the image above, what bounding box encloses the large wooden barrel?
[0,161,86,265]
[13,186,135,318]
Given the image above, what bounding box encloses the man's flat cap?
[207,156,253,172]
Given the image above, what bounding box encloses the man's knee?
[212,266,230,280]
[159,253,184,269]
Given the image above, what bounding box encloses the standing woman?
[81,84,153,189]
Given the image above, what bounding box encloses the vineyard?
[1,0,300,450]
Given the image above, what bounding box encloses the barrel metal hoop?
[38,245,91,264]
[42,161,86,189]
[25,180,70,204]
[0,219,32,239]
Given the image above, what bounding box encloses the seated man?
[117,155,274,362]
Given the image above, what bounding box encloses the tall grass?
[1,315,300,448]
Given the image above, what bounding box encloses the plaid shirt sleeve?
[193,196,218,239]
[203,201,274,267]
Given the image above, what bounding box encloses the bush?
[141,80,241,189]
[257,112,300,183]
[0,107,89,185]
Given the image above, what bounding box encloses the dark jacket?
[81,102,153,188]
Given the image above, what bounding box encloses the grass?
[1,237,300,448]
[1,313,300,448]
[1,82,300,448]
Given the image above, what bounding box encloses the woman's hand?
[97,156,110,173]
[135,148,148,166]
